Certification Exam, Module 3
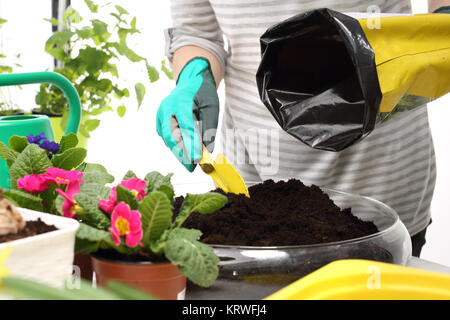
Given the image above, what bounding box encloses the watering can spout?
[0,72,81,134]
[0,71,82,189]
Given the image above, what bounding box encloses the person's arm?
[165,0,227,86]
[157,1,226,171]
[429,0,450,12]
[172,45,223,87]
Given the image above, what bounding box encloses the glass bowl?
[174,181,412,299]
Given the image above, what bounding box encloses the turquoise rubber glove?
[156,57,219,172]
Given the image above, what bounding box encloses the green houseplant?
[0,132,227,299]
[34,0,161,145]
[75,170,227,299]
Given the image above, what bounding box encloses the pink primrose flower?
[108,202,143,247]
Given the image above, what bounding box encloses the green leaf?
[102,236,140,255]
[91,19,110,43]
[63,6,82,24]
[45,31,74,49]
[58,133,78,153]
[55,194,65,215]
[161,60,174,80]
[40,184,56,214]
[3,189,44,212]
[122,170,137,181]
[75,223,111,254]
[130,17,137,29]
[80,182,112,199]
[0,141,19,164]
[117,105,126,118]
[46,47,67,61]
[165,234,219,287]
[144,171,174,193]
[75,238,101,255]
[155,185,174,204]
[74,193,111,230]
[0,65,12,73]
[82,171,115,185]
[82,162,108,173]
[84,0,99,13]
[118,27,139,44]
[110,13,125,23]
[167,227,202,242]
[115,185,139,210]
[8,135,28,153]
[76,222,110,242]
[76,26,93,39]
[115,5,129,15]
[9,144,52,190]
[84,119,100,132]
[77,47,109,74]
[2,277,84,300]
[2,277,123,300]
[44,18,60,26]
[51,147,87,170]
[108,43,144,62]
[146,62,159,83]
[134,83,145,108]
[173,192,227,228]
[139,191,173,247]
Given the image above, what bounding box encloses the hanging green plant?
[34,0,167,141]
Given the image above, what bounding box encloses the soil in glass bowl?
[176,179,379,246]
[0,219,57,243]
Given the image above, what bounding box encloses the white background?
[0,0,448,267]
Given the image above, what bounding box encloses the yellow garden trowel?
[200,145,250,197]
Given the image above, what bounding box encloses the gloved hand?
[156,57,219,172]
[434,6,450,13]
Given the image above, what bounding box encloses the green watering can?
[0,71,81,189]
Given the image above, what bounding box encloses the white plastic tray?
[0,208,79,287]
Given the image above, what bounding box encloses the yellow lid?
[265,259,450,300]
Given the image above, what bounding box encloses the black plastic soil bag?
[256,8,381,151]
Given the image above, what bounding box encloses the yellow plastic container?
[265,259,450,300]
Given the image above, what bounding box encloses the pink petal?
[17,174,51,194]
[114,202,132,221]
[56,188,75,205]
[109,227,121,246]
[125,229,143,248]
[99,199,115,213]
[65,181,81,197]
[128,211,142,231]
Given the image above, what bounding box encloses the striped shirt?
[165,0,435,236]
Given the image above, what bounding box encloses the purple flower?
[27,133,46,144]
[40,140,60,154]
[26,133,59,154]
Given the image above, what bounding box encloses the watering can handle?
[0,71,81,135]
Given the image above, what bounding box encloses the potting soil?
[178,179,379,246]
[0,219,57,243]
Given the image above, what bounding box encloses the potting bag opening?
[256,8,450,151]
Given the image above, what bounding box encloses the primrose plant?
[73,170,227,287]
[0,132,227,287]
[0,132,113,215]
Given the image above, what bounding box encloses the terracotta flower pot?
[73,253,93,281]
[91,254,186,300]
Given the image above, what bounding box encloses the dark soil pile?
[0,219,57,243]
[177,179,379,246]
